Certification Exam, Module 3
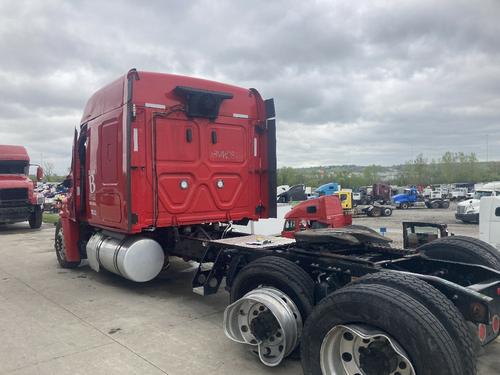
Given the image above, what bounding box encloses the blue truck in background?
[392,187,450,209]
[314,182,341,197]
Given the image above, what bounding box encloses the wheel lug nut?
[342,352,353,362]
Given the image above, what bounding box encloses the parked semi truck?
[280,194,393,239]
[313,182,341,197]
[456,182,500,223]
[56,70,500,375]
[0,145,44,228]
[392,187,450,209]
[277,184,308,203]
[281,195,352,238]
[339,189,393,217]
[354,183,392,205]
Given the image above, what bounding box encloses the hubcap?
[320,325,415,375]
[223,287,302,367]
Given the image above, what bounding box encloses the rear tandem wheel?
[418,236,500,270]
[224,256,314,366]
[300,275,470,375]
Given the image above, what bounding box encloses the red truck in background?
[56,69,500,374]
[0,145,44,228]
[281,195,352,238]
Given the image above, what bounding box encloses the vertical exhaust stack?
[86,233,165,282]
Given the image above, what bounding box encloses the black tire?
[431,236,500,269]
[230,256,314,321]
[418,236,500,270]
[401,202,409,209]
[382,207,392,216]
[301,283,466,375]
[29,206,43,229]
[370,207,381,217]
[54,219,80,269]
[349,272,476,375]
[441,200,450,209]
[431,201,440,209]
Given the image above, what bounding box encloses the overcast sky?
[1,0,499,174]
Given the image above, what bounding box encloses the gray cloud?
[1,0,500,173]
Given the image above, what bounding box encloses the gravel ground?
[353,201,479,247]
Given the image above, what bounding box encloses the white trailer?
[480,196,500,249]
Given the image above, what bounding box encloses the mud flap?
[60,215,81,262]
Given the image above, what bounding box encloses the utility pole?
[486,133,489,162]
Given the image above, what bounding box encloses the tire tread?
[418,236,500,270]
[301,283,466,375]
[350,272,476,375]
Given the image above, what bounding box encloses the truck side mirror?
[36,166,44,181]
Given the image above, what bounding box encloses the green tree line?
[278,152,500,189]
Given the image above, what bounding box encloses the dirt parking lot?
[0,204,499,374]
[355,201,479,246]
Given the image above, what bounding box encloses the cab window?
[284,220,296,231]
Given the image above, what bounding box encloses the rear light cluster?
[479,315,500,342]
[478,324,487,342]
[492,315,500,335]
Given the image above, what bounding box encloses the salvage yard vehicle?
[456,182,500,223]
[281,195,352,238]
[280,194,393,239]
[392,187,424,209]
[354,182,392,205]
[392,187,450,209]
[314,182,341,197]
[424,190,451,209]
[55,69,500,375]
[277,184,308,203]
[0,145,44,228]
[450,187,468,201]
[338,190,393,217]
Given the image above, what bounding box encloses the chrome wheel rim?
[320,325,415,375]
[223,287,302,367]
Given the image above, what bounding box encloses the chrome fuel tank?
[86,232,164,282]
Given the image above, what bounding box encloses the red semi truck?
[0,145,44,228]
[56,69,500,375]
[281,195,352,238]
